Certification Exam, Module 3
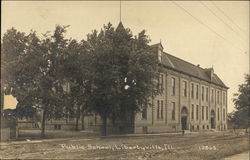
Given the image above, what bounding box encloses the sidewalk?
[100,130,222,138]
[0,130,231,145]
[223,151,249,160]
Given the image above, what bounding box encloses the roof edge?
[159,63,229,89]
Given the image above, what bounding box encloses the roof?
[151,43,164,50]
[116,22,126,32]
[155,45,228,89]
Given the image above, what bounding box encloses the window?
[160,74,164,91]
[217,108,220,120]
[157,100,160,120]
[196,105,199,120]
[223,108,225,121]
[191,104,194,120]
[183,81,187,97]
[202,86,204,101]
[161,100,164,120]
[217,91,220,104]
[158,74,164,91]
[171,77,175,96]
[191,125,194,130]
[191,83,194,99]
[142,107,147,120]
[206,106,208,120]
[211,89,214,102]
[223,92,226,105]
[157,100,164,120]
[206,88,209,101]
[172,102,175,120]
[158,51,162,62]
[196,85,199,99]
[202,106,204,120]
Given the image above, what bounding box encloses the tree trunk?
[75,116,79,131]
[102,114,107,136]
[81,115,85,130]
[41,109,46,138]
[75,105,80,131]
[0,85,4,141]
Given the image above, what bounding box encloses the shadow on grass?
[17,129,99,140]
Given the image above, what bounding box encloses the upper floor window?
[171,77,175,96]
[217,108,220,120]
[211,89,214,102]
[206,88,209,101]
[223,108,225,121]
[196,85,199,99]
[183,81,187,97]
[202,86,204,101]
[158,74,164,92]
[158,51,162,62]
[191,83,194,99]
[217,91,220,104]
[223,92,226,105]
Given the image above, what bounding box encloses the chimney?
[210,67,214,80]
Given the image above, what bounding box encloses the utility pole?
[0,62,5,141]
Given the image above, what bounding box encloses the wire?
[210,1,248,36]
[200,1,247,46]
[171,1,246,53]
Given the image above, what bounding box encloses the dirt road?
[0,131,248,160]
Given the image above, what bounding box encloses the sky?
[1,1,249,113]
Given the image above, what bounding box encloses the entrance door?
[181,107,188,130]
[181,116,187,130]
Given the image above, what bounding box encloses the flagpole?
[120,0,121,22]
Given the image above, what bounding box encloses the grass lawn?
[0,129,249,160]
[17,129,99,139]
